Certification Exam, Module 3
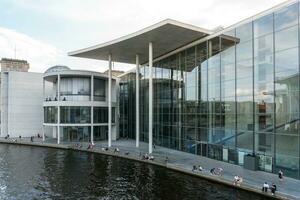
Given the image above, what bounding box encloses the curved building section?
[43,66,118,143]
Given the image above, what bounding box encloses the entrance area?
[62,126,90,142]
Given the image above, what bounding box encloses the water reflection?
[0,144,271,200]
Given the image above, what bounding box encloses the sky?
[0,0,288,73]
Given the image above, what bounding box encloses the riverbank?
[0,138,298,200]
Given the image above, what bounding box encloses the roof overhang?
[68,19,212,65]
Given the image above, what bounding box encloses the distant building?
[0,59,44,137]
[0,58,30,72]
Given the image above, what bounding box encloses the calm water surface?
[0,144,271,200]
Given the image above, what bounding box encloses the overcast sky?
[0,0,287,73]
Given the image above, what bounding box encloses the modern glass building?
[43,66,118,143]
[70,0,300,179]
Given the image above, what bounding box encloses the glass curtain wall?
[119,74,136,139]
[94,78,106,101]
[60,106,91,123]
[119,1,300,179]
[62,126,90,142]
[60,77,91,101]
[44,107,57,123]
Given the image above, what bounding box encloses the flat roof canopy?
[68,19,212,65]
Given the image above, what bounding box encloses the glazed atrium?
[69,0,300,179]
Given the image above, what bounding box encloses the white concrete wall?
[1,71,44,137]
[0,72,9,136]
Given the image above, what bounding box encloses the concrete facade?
[0,71,44,137]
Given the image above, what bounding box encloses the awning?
[68,19,212,65]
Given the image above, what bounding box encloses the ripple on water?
[0,144,272,200]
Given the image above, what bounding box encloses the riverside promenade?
[0,138,299,200]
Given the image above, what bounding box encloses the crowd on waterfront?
[0,136,292,198]
[190,163,285,196]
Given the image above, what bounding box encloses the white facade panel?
[1,71,44,137]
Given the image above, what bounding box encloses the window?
[254,14,273,38]
[275,25,298,52]
[60,106,91,123]
[274,3,299,31]
[94,78,106,101]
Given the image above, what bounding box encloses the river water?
[0,144,271,200]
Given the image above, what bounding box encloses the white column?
[149,42,153,154]
[108,54,112,147]
[57,74,60,144]
[136,54,140,148]
[43,78,45,100]
[42,125,45,142]
[91,75,94,144]
[42,79,45,142]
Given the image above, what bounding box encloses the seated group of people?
[192,165,204,172]
[210,167,223,176]
[142,153,154,160]
[233,175,243,186]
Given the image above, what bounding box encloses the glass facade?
[60,77,91,101]
[94,107,116,123]
[57,76,106,102]
[119,2,300,179]
[62,126,90,142]
[94,78,106,101]
[60,106,91,124]
[94,126,108,140]
[44,106,57,123]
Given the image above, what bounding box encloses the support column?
[91,75,94,144]
[57,74,60,144]
[136,54,140,148]
[42,125,45,142]
[42,79,45,142]
[149,42,153,154]
[108,54,112,147]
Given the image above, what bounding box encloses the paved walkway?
[0,138,299,199]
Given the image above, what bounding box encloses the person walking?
[270,183,277,195]
[278,170,283,181]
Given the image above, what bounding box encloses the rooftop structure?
[0,58,30,72]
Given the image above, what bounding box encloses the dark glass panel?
[94,78,106,101]
[275,134,299,178]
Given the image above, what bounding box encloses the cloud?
[13,0,286,28]
[0,26,135,74]
[2,0,288,73]
[0,27,63,72]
